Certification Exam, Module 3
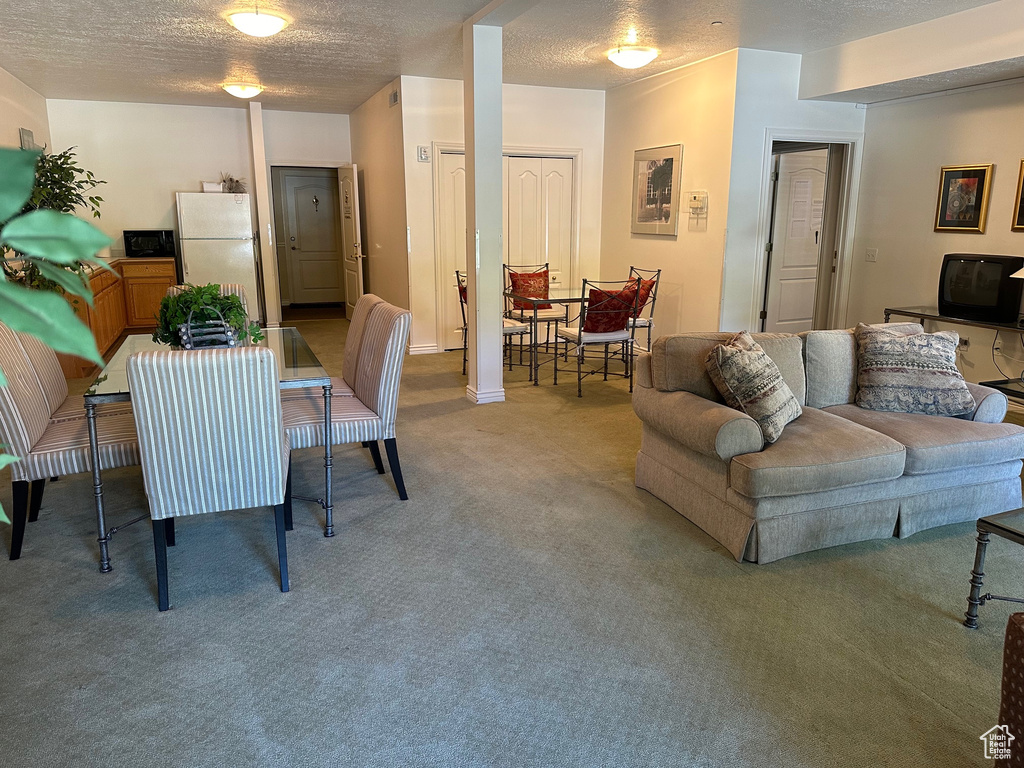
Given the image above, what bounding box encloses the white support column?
[248,101,282,328]
[463,22,505,404]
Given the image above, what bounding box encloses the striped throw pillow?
[705,331,802,444]
[854,324,975,416]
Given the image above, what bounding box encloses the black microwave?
[123,229,175,259]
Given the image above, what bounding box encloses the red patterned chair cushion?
[458,282,467,305]
[509,270,552,310]
[582,287,637,333]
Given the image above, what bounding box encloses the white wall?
[848,80,1024,383]
[399,75,606,353]
[263,110,351,166]
[601,51,739,338]
[46,100,253,256]
[721,49,865,331]
[0,65,49,151]
[350,79,411,310]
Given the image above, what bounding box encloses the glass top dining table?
[82,327,336,573]
[504,289,586,386]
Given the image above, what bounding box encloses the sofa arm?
[636,352,654,389]
[632,385,764,460]
[961,382,1009,423]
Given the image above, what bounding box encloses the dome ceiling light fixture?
[607,25,658,69]
[223,82,264,98]
[228,2,288,37]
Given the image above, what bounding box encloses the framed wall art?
[934,164,992,233]
[631,144,682,236]
[1013,160,1024,231]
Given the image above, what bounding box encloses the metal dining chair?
[554,279,641,397]
[0,324,139,560]
[281,297,412,500]
[127,346,291,611]
[456,270,529,375]
[627,265,662,353]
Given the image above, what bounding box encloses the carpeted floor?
[0,318,1018,767]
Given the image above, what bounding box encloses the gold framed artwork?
[1013,160,1024,231]
[934,164,993,233]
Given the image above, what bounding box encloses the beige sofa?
[632,325,1024,563]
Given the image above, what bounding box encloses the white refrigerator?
[175,192,262,322]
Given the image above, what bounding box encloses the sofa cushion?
[801,323,924,408]
[652,332,805,404]
[824,404,1024,475]
[730,407,906,499]
[706,331,802,443]
[854,323,975,416]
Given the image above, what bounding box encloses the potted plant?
[0,146,112,523]
[153,283,263,348]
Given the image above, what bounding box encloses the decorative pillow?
[508,270,552,310]
[457,282,467,305]
[582,287,638,333]
[627,277,657,314]
[854,323,975,416]
[705,331,802,443]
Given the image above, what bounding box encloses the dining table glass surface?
[85,327,330,401]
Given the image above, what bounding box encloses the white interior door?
[764,149,828,333]
[437,153,575,352]
[339,165,364,316]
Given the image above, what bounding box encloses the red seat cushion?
[509,270,552,310]
[582,287,638,333]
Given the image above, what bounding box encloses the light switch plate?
[417,146,430,163]
[865,248,878,262]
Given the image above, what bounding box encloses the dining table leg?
[322,381,334,537]
[86,402,111,573]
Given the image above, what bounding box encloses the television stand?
[883,306,1024,401]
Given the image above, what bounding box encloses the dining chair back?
[127,346,290,610]
[0,323,140,560]
[342,293,386,387]
[554,279,641,397]
[628,265,662,352]
[281,296,413,500]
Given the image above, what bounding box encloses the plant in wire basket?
[153,283,263,347]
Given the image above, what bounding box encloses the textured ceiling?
[0,0,1004,113]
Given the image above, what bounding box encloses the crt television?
[937,253,1024,324]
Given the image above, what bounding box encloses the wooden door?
[276,168,344,305]
[764,149,828,333]
[339,165,364,316]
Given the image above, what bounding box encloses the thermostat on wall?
[688,191,708,215]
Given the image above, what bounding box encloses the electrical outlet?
[959,336,970,349]
[865,248,878,263]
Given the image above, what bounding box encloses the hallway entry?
[761,142,847,333]
[271,166,346,311]
[436,152,576,351]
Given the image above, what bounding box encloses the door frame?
[430,141,583,355]
[749,128,863,331]
[268,161,354,313]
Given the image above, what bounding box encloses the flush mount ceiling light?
[223,82,264,98]
[228,8,288,37]
[607,26,658,69]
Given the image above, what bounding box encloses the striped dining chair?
[127,346,291,611]
[281,297,412,500]
[0,324,139,560]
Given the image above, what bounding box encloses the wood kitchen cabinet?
[57,263,128,379]
[121,258,176,329]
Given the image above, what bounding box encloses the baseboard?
[408,344,439,355]
[466,385,505,404]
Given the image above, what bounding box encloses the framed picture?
[631,145,682,236]
[1013,160,1024,231]
[934,164,993,233]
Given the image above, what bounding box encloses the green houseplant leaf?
[1,209,112,264]
[154,284,263,347]
[32,261,95,306]
[0,149,40,223]
[0,280,102,365]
